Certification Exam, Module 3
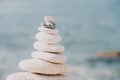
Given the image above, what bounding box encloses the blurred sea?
[0,0,120,80]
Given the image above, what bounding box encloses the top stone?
[42,16,56,29]
[44,16,55,22]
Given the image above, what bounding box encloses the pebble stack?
[7,16,79,80]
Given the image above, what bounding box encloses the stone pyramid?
[7,16,79,80]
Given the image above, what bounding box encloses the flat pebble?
[38,27,59,34]
[34,41,64,53]
[36,32,61,44]
[19,59,68,75]
[31,51,67,63]
[7,72,80,80]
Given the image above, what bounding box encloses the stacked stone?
[7,16,79,80]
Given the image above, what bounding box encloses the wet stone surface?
[43,21,56,29]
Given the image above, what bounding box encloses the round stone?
[7,72,80,80]
[43,21,56,29]
[38,27,59,34]
[31,51,67,63]
[35,32,62,44]
[33,41,64,53]
[19,59,68,75]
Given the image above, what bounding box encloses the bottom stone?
[7,72,79,80]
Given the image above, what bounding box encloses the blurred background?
[0,0,120,80]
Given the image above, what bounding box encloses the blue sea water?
[0,0,120,80]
